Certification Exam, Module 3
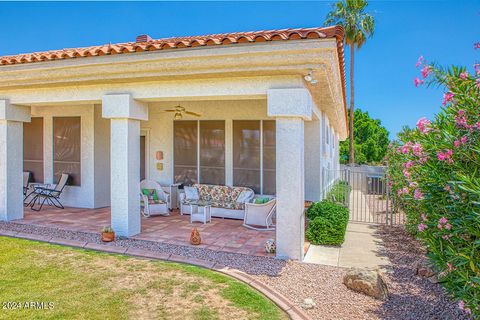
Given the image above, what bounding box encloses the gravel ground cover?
[0,221,286,275]
[254,225,468,320]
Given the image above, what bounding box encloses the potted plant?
[101,226,115,242]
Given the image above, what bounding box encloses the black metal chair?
[23,171,31,200]
[27,173,69,211]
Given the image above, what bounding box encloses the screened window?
[53,117,81,186]
[199,121,225,185]
[174,121,225,185]
[174,121,198,185]
[233,120,276,194]
[23,117,44,183]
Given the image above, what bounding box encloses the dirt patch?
[30,246,252,319]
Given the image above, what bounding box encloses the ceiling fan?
[164,105,201,120]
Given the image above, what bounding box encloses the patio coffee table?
[189,200,212,224]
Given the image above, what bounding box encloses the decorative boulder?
[415,261,436,278]
[301,298,316,310]
[343,268,389,300]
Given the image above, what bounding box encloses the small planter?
[101,226,115,242]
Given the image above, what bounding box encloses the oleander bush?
[306,200,349,246]
[385,56,480,317]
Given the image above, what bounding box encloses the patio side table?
[189,201,212,224]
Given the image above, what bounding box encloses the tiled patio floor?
[19,206,275,257]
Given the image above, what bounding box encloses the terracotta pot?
[101,232,115,242]
[190,228,201,245]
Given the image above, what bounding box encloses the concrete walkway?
[304,222,390,269]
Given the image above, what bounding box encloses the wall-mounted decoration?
[156,163,163,171]
[155,151,163,161]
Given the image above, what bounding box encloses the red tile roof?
[0,26,347,126]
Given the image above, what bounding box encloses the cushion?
[142,189,158,201]
[184,186,199,201]
[254,197,270,204]
[236,189,254,204]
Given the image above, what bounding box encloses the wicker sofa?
[179,184,255,220]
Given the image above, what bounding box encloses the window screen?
[233,121,261,193]
[262,120,276,195]
[53,117,81,186]
[174,121,198,185]
[199,121,225,185]
[23,117,44,183]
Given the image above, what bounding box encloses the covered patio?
[19,206,275,256]
[0,26,347,260]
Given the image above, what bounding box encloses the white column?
[268,88,312,260]
[102,94,148,237]
[0,100,31,221]
[304,115,321,202]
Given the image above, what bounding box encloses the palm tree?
[324,0,375,164]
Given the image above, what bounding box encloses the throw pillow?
[236,190,254,203]
[184,186,200,201]
[142,189,158,201]
[254,197,270,204]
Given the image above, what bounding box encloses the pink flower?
[416,55,424,67]
[437,149,453,163]
[442,92,454,106]
[403,169,410,179]
[437,223,443,229]
[474,42,480,49]
[418,223,427,232]
[447,263,454,271]
[412,143,423,156]
[454,110,470,129]
[421,66,431,78]
[404,161,415,169]
[476,78,480,89]
[439,217,448,224]
[454,140,460,148]
[416,118,431,133]
[421,214,428,221]
[458,300,471,314]
[419,156,428,164]
[414,77,424,87]
[401,145,410,154]
[409,181,418,188]
[414,189,424,200]
[459,71,469,80]
[475,63,480,75]
[445,223,452,230]
[461,135,468,144]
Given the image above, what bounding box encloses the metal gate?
[321,166,405,225]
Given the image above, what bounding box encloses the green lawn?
[0,237,287,320]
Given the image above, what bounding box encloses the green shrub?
[385,58,480,316]
[326,181,351,204]
[306,200,349,246]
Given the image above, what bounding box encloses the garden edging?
[0,229,310,320]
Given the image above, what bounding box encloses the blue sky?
[0,1,478,138]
